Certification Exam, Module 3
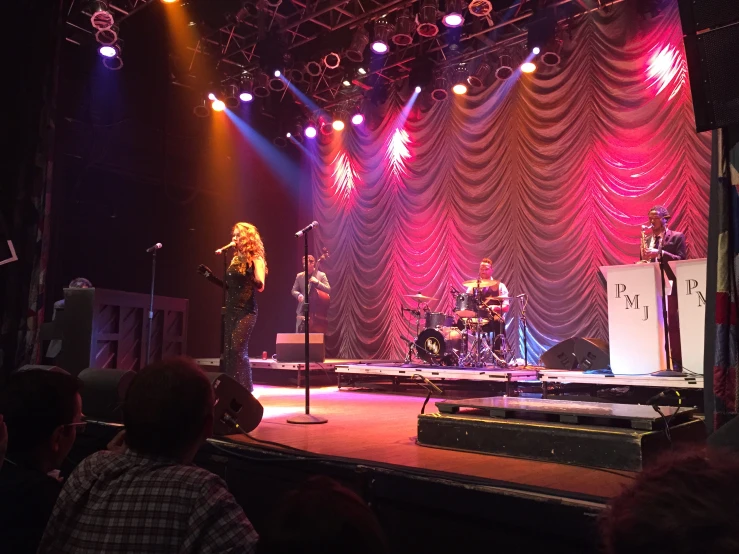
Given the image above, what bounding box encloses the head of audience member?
[302,255,316,275]
[479,258,494,280]
[601,450,739,554]
[0,368,83,473]
[648,205,670,233]
[123,357,214,463]
[68,277,92,289]
[257,476,389,554]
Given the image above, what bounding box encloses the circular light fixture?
[357,67,367,75]
[239,92,253,102]
[286,132,292,138]
[346,27,369,63]
[415,85,422,93]
[442,13,464,27]
[342,80,352,87]
[99,45,117,58]
[452,83,467,95]
[304,125,317,138]
[274,70,281,77]
[212,99,226,111]
[161,0,178,3]
[193,99,210,118]
[332,120,345,131]
[323,52,341,69]
[371,20,393,54]
[103,55,123,70]
[532,46,541,55]
[208,93,216,100]
[351,113,364,125]
[521,61,537,74]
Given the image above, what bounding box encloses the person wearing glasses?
[0,367,84,554]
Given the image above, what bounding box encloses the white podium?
[669,258,707,375]
[600,263,667,375]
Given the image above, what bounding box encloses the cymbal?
[405,293,436,302]
[461,278,498,289]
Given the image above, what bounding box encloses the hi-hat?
[461,278,498,289]
[405,293,436,302]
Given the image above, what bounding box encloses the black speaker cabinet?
[205,372,264,435]
[573,337,610,371]
[275,333,325,362]
[78,367,136,422]
[677,0,739,131]
[540,338,576,369]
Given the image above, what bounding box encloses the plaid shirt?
[37,449,258,554]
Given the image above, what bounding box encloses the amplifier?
[276,333,325,362]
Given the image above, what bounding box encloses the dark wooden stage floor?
[230,385,635,502]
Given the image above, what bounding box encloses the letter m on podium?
[625,294,639,309]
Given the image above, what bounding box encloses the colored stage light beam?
[392,85,421,129]
[223,108,301,187]
[280,76,323,116]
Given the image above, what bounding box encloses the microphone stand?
[652,245,681,377]
[145,248,157,366]
[288,226,327,425]
[519,295,529,368]
[220,252,228,372]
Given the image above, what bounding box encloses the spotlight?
[95,24,118,46]
[90,1,114,31]
[292,123,305,142]
[193,99,210,118]
[541,39,563,67]
[357,67,367,75]
[521,61,536,74]
[304,123,317,138]
[468,0,493,17]
[161,0,178,3]
[351,106,364,125]
[287,66,305,82]
[417,0,439,37]
[320,118,334,135]
[346,27,370,63]
[212,99,226,111]
[274,69,281,77]
[323,52,341,69]
[371,20,393,54]
[342,80,352,87]
[268,68,286,92]
[305,61,322,77]
[442,0,465,28]
[532,47,540,55]
[239,76,254,102]
[415,86,421,93]
[224,84,240,109]
[208,92,217,101]
[332,112,346,131]
[286,132,292,138]
[273,136,288,148]
[392,9,414,46]
[467,61,492,88]
[431,74,448,101]
[253,71,270,97]
[452,65,469,95]
[240,91,254,102]
[99,45,117,58]
[495,55,514,80]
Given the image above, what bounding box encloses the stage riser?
[418,414,705,471]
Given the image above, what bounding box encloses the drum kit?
[402,279,517,368]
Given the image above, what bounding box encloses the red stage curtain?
[310,2,711,361]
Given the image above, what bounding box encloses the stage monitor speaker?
[276,333,325,363]
[78,367,136,422]
[540,338,576,370]
[677,1,739,131]
[573,337,610,371]
[205,372,264,435]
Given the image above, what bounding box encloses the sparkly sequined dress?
[224,260,258,391]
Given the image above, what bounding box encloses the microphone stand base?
[287,413,328,425]
[651,370,684,378]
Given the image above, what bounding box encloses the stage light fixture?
[371,20,393,54]
[273,136,288,148]
[443,0,465,28]
[495,55,514,80]
[305,60,322,77]
[193,99,210,118]
[304,122,317,138]
[239,76,254,102]
[161,0,178,3]
[342,79,352,87]
[468,0,492,17]
[212,99,226,111]
[357,67,367,75]
[90,1,114,30]
[208,92,217,100]
[533,46,540,55]
[253,70,270,98]
[224,84,240,109]
[541,38,563,67]
[346,27,369,63]
[292,123,305,142]
[452,65,469,95]
[332,109,347,131]
[417,0,439,37]
[431,74,449,101]
[287,66,305,82]
[320,117,334,136]
[467,61,492,88]
[392,9,414,46]
[95,24,118,46]
[286,132,292,138]
[415,86,422,93]
[101,42,123,70]
[521,61,536,74]
[323,52,341,69]
[99,45,117,58]
[351,106,364,125]
[274,70,281,77]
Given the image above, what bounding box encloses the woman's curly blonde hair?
[230,222,267,275]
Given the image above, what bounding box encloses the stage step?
[419,397,705,471]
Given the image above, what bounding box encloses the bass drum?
[415,327,463,366]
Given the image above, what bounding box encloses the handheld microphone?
[215,241,235,254]
[641,224,654,230]
[146,243,162,253]
[295,221,319,237]
[646,389,679,405]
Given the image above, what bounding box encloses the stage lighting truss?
[417,0,440,38]
[392,10,414,46]
[468,0,493,18]
[346,27,369,63]
[89,1,114,30]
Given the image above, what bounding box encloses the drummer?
[465,257,510,321]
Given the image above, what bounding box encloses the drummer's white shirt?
[465,281,510,311]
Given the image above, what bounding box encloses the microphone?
[412,374,443,394]
[516,293,527,298]
[642,224,654,230]
[215,241,235,255]
[295,221,319,237]
[146,243,162,253]
[646,389,677,405]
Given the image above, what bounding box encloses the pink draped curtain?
[310,1,711,362]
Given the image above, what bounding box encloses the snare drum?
[454,293,490,323]
[415,327,462,366]
[424,311,455,329]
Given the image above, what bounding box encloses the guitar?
[306,248,330,333]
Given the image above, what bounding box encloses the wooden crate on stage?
[418,397,704,471]
[51,288,188,375]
